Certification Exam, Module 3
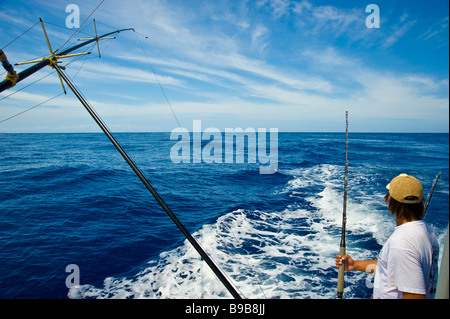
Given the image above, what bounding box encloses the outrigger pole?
[1,19,242,299]
[337,111,349,299]
[0,19,133,93]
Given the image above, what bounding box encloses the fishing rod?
[424,171,441,216]
[1,19,242,299]
[337,111,349,299]
[54,65,242,299]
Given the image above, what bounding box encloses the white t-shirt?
[373,220,439,299]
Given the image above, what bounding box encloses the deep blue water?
[0,132,448,299]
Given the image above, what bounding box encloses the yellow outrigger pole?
[337,111,349,299]
[77,19,116,58]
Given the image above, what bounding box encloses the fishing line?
[193,231,247,298]
[225,220,267,299]
[83,21,182,129]
[133,31,248,295]
[134,32,182,129]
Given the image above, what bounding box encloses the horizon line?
[0,131,449,134]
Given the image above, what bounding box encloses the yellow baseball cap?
[386,174,424,204]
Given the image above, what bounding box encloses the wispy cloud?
[383,18,417,48]
[257,0,292,18]
[420,16,449,48]
[250,24,270,52]
[66,0,450,131]
[73,60,183,87]
[0,0,448,132]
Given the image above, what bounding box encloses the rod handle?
[337,246,346,298]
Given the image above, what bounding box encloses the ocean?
[0,132,448,299]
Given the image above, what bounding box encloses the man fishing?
[335,173,440,299]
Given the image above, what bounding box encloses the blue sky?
[0,0,448,132]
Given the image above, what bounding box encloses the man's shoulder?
[391,222,424,245]
[391,221,437,250]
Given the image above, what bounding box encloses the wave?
[69,163,393,299]
[1,133,447,299]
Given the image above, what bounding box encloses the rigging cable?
[55,0,105,54]
[0,93,63,124]
[1,21,40,50]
